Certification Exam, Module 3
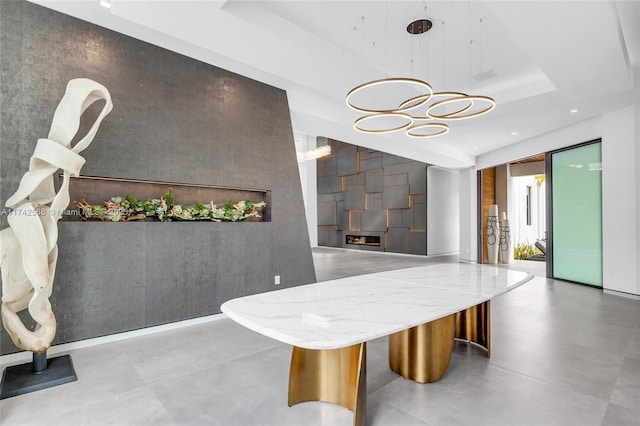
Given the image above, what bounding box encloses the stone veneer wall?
[317,138,429,255]
[0,1,316,355]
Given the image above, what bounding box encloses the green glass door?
[549,141,602,286]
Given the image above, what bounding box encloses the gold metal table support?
[455,300,491,357]
[288,343,366,426]
[388,314,455,383]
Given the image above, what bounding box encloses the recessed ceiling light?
[511,132,518,136]
[570,108,579,113]
[474,146,479,150]
[99,0,111,9]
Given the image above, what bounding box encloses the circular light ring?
[404,91,473,118]
[406,122,449,138]
[427,95,496,120]
[354,112,413,134]
[346,78,433,114]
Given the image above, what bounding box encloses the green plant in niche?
[75,188,266,223]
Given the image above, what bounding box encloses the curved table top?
[221,263,533,350]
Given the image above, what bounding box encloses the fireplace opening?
[346,234,381,247]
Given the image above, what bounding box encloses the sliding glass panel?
[551,142,602,286]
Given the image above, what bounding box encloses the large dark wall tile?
[0,1,315,355]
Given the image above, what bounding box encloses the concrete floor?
[1,248,638,426]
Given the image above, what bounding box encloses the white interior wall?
[458,167,477,262]
[468,106,639,296]
[602,106,638,296]
[294,132,318,247]
[427,167,460,255]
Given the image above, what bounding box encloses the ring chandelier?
[346,78,496,138]
[345,17,496,139]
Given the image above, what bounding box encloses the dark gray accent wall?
[317,138,429,255]
[0,1,316,355]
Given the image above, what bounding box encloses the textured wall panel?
[337,144,358,176]
[360,157,382,171]
[402,208,414,229]
[409,167,427,194]
[317,139,428,257]
[387,210,403,228]
[385,227,410,253]
[365,169,383,193]
[413,201,427,231]
[318,226,340,247]
[383,153,408,166]
[349,210,362,231]
[318,175,342,194]
[319,156,338,177]
[318,194,337,202]
[384,173,408,186]
[0,1,315,354]
[345,188,366,210]
[362,209,387,232]
[318,201,337,225]
[383,185,410,209]
[345,172,365,187]
[359,150,382,160]
[408,231,427,255]
[337,200,348,231]
[371,193,384,209]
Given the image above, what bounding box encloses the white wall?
[467,105,639,296]
[459,167,478,262]
[427,167,460,255]
[294,132,318,247]
[602,106,638,296]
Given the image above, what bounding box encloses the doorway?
[478,154,546,270]
[478,140,603,288]
[546,139,603,287]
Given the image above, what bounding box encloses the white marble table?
[221,263,533,426]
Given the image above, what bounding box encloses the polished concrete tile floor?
[1,248,639,426]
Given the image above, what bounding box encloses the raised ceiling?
[31,0,640,168]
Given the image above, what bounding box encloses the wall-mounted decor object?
[486,204,499,264]
[0,78,112,399]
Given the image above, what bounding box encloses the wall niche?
[63,175,271,222]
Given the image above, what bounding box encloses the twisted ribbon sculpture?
[0,79,112,353]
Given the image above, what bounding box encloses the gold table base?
[288,343,366,426]
[388,301,491,383]
[287,301,490,425]
[455,300,491,357]
[389,313,456,383]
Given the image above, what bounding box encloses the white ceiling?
[32,0,640,168]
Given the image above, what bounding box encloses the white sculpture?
[0,79,112,353]
[499,212,511,264]
[486,204,499,264]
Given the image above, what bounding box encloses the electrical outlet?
[274,275,280,285]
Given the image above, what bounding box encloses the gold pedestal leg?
[455,300,491,357]
[388,314,455,383]
[288,343,366,426]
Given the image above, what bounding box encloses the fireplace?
[343,232,384,251]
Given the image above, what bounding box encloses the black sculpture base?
[1,353,77,399]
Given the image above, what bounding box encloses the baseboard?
[1,313,227,366]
